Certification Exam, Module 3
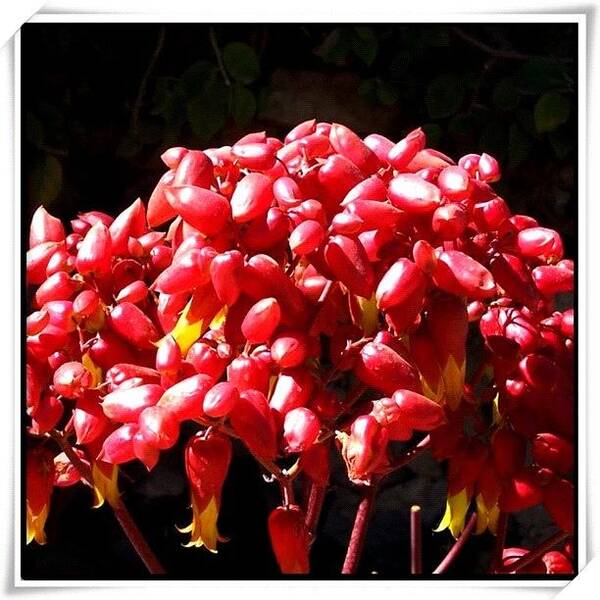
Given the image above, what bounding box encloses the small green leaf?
[316,27,351,65]
[182,60,216,96]
[28,154,62,205]
[352,27,378,66]
[223,42,260,85]
[230,84,256,127]
[534,92,570,133]
[425,74,465,119]
[187,93,227,142]
[516,58,572,95]
[376,81,399,106]
[493,78,520,111]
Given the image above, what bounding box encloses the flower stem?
[49,430,165,575]
[410,505,422,574]
[496,530,570,574]
[433,512,477,574]
[305,483,327,536]
[341,483,378,574]
[490,511,508,573]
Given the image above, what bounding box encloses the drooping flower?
[26,446,55,544]
[268,505,310,574]
[180,431,232,552]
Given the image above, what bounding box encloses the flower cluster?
[25,120,574,575]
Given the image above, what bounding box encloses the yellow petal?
[181,495,223,553]
[92,462,120,509]
[357,294,379,336]
[209,305,227,331]
[491,392,501,425]
[441,355,465,411]
[82,352,103,389]
[165,299,206,356]
[26,503,49,545]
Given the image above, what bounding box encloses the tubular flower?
[268,505,310,574]
[180,431,232,552]
[26,446,54,544]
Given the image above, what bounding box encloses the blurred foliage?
[22,23,577,254]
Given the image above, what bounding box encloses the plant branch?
[496,530,570,574]
[49,430,165,575]
[341,482,378,574]
[410,505,422,574]
[433,512,477,574]
[209,26,231,87]
[490,512,508,573]
[132,26,165,133]
[381,435,431,477]
[305,483,327,537]
[451,27,533,61]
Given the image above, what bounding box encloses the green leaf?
[352,26,378,66]
[376,81,399,106]
[230,84,256,126]
[516,58,571,95]
[358,78,377,100]
[316,27,351,65]
[117,131,143,159]
[28,154,62,205]
[182,60,216,96]
[493,78,520,111]
[508,124,533,168]
[223,42,260,85]
[425,74,465,119]
[534,92,570,133]
[187,90,227,142]
[548,130,574,159]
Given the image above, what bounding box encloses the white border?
[9,9,587,592]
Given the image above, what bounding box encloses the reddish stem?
[341,483,378,574]
[305,483,327,535]
[49,430,165,575]
[410,505,422,574]
[433,512,477,574]
[490,511,508,573]
[496,530,570,574]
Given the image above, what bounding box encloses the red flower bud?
[392,389,446,430]
[76,222,112,277]
[533,433,573,475]
[473,197,511,231]
[299,442,330,487]
[268,505,310,574]
[499,469,543,512]
[102,383,163,422]
[543,478,574,534]
[35,271,79,308]
[109,302,159,349]
[99,423,138,464]
[289,220,325,255]
[138,405,180,450]
[230,389,278,461]
[231,172,274,223]
[182,431,232,551]
[354,341,421,396]
[30,206,65,248]
[433,250,496,299]
[388,174,441,214]
[432,203,468,239]
[437,166,472,202]
[387,128,426,170]
[477,152,501,182]
[532,265,574,296]
[227,355,270,395]
[339,414,388,484]
[116,279,148,305]
[283,407,320,453]
[376,258,426,312]
[491,428,526,479]
[516,227,564,262]
[153,247,215,294]
[271,331,309,368]
[241,297,281,343]
[269,368,314,417]
[330,123,380,175]
[53,361,92,399]
[157,374,213,422]
[364,133,394,164]
[203,382,240,418]
[165,185,230,236]
[324,235,374,298]
[109,198,146,256]
[210,250,244,306]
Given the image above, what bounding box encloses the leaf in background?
[316,27,351,66]
[425,73,465,119]
[479,120,508,161]
[376,80,399,106]
[421,26,450,47]
[182,60,216,96]
[223,42,260,85]
[231,84,256,126]
[117,131,143,159]
[508,124,533,168]
[548,130,574,160]
[388,50,412,81]
[534,92,570,133]
[492,78,520,111]
[448,113,477,145]
[421,123,443,147]
[187,79,228,142]
[358,78,377,103]
[352,26,378,66]
[516,58,572,95]
[28,154,62,206]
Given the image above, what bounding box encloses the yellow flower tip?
[181,495,224,553]
[82,352,103,388]
[92,463,120,509]
[435,489,470,539]
[26,504,49,545]
[209,305,228,331]
[442,355,466,411]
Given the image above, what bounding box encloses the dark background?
[22,22,577,578]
